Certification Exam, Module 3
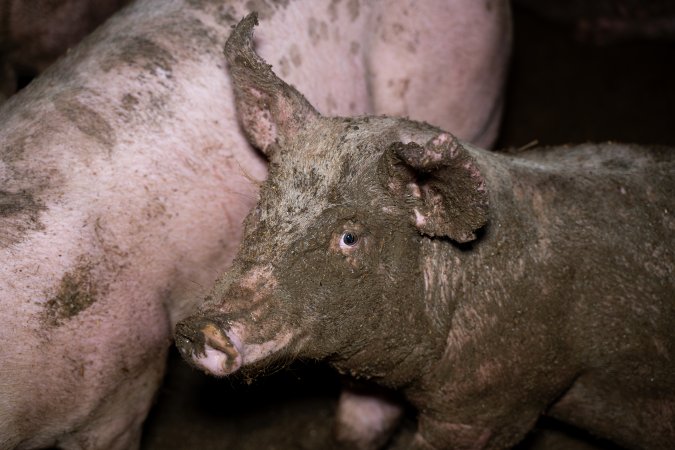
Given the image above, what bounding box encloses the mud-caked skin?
[1,1,511,448]
[176,15,675,450]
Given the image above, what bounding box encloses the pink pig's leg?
[334,386,404,450]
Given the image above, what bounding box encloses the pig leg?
[548,373,675,449]
[334,386,404,450]
[411,407,545,450]
[367,0,512,148]
[57,420,143,450]
[411,416,493,450]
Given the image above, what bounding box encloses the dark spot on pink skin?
[289,44,302,67]
[328,0,341,21]
[56,97,116,149]
[348,0,360,21]
[245,0,275,20]
[307,18,329,43]
[244,0,292,16]
[278,56,290,77]
[100,36,175,77]
[122,93,139,111]
[43,259,102,326]
[308,17,319,43]
[0,189,45,248]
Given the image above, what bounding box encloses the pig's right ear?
[381,133,489,243]
[224,13,320,159]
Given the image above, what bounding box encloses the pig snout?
[175,316,242,376]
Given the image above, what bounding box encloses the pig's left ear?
[224,13,320,158]
[382,133,489,243]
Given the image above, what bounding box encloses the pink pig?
[0,0,511,448]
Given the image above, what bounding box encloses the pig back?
[423,143,673,448]
[507,143,674,450]
[475,142,673,367]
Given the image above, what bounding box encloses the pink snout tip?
[195,323,243,376]
[175,319,243,376]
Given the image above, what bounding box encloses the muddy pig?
[176,15,674,450]
[0,0,511,448]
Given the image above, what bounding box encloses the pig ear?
[383,133,489,243]
[224,13,320,158]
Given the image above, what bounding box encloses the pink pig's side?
[0,0,511,448]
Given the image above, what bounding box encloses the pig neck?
[325,146,547,393]
[402,147,580,407]
[329,277,451,390]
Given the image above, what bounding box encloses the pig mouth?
[175,317,243,376]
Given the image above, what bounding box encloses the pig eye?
[340,231,358,247]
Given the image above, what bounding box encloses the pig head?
[177,14,673,450]
[176,13,487,382]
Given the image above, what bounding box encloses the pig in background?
[176,14,674,450]
[0,0,132,101]
[0,0,511,448]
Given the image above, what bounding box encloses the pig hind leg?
[547,374,675,449]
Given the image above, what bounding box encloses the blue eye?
[342,232,358,246]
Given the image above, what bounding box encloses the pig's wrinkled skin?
[0,0,511,448]
[176,15,675,450]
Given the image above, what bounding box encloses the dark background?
[140,4,675,450]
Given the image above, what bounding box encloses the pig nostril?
[174,321,202,351]
[199,323,243,375]
[174,334,194,358]
[202,323,238,357]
